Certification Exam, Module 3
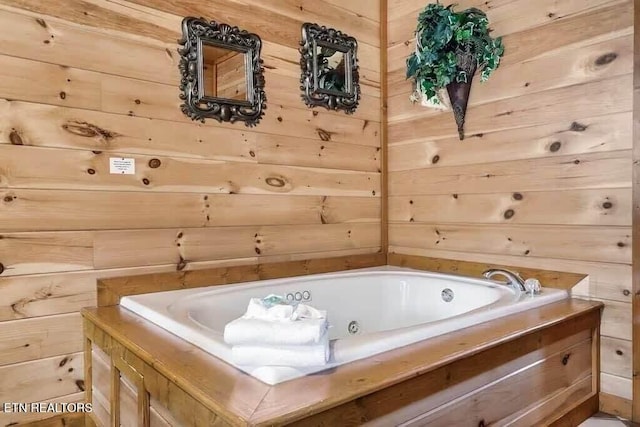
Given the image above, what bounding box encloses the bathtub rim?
[119,266,568,384]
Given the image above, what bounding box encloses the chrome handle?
[524,278,541,295]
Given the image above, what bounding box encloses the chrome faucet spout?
[482,269,527,292]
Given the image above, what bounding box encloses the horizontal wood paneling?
[388,1,632,73]
[93,223,381,269]
[0,190,380,231]
[0,101,380,168]
[601,336,632,378]
[0,54,381,143]
[0,231,94,276]
[599,299,632,341]
[389,223,630,264]
[388,113,631,166]
[0,352,83,401]
[387,0,624,48]
[389,34,633,123]
[0,313,82,366]
[0,0,381,417]
[389,74,632,142]
[388,0,632,403]
[0,272,96,321]
[602,373,632,400]
[390,189,631,227]
[0,145,380,196]
[390,150,630,196]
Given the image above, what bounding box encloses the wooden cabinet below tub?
[82,299,602,426]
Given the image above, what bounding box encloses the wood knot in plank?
[265,176,287,188]
[9,130,24,145]
[569,122,588,132]
[75,380,85,392]
[595,52,617,66]
[316,128,332,141]
[549,141,561,152]
[561,353,571,365]
[148,158,161,168]
[59,356,70,367]
[62,120,120,142]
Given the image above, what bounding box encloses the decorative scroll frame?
[300,23,360,114]
[178,17,266,126]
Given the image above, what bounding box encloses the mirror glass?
[300,23,360,114]
[314,43,349,94]
[202,43,248,101]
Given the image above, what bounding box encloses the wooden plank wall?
[387,0,633,406]
[0,0,381,424]
[632,0,640,421]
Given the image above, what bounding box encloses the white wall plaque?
[109,157,135,175]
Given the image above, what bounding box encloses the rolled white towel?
[224,317,328,346]
[232,333,330,367]
[243,295,326,322]
[244,296,294,321]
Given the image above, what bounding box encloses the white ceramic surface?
[121,266,568,384]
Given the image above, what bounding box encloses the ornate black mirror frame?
[178,17,266,126]
[299,23,360,114]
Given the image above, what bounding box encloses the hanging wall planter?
[406,3,504,140]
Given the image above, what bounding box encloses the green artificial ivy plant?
[406,2,504,105]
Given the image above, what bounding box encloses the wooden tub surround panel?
[84,249,602,425]
[82,298,602,426]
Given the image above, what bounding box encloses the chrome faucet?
[483,268,526,291]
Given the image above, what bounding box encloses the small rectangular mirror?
[178,18,266,126]
[201,42,249,102]
[300,23,360,114]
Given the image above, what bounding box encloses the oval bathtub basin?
[120,266,568,385]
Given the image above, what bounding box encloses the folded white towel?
[224,317,328,346]
[232,333,330,367]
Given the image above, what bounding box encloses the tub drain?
[348,320,360,335]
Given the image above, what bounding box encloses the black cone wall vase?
[447,48,477,140]
[447,79,473,140]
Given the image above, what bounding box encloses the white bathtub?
[121,266,568,385]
